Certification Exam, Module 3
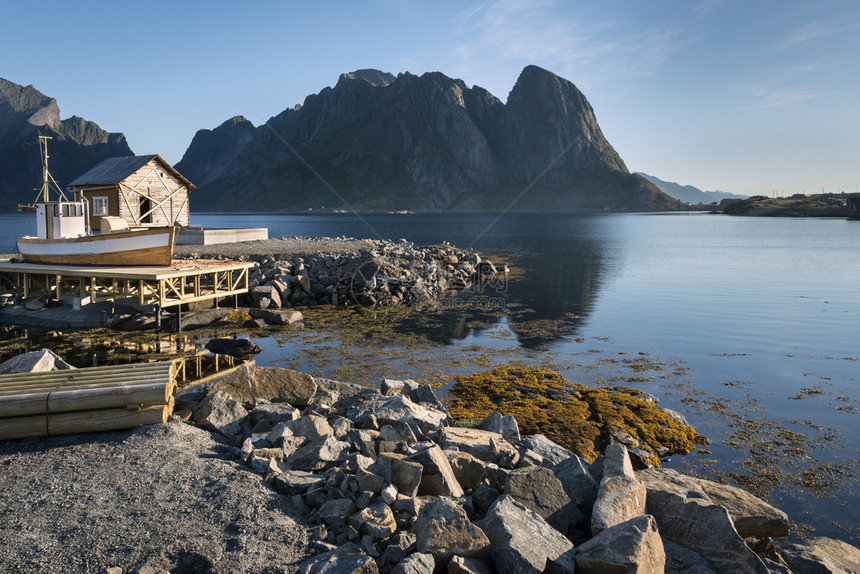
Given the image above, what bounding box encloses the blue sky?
[3,0,859,196]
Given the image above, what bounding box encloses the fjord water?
[2,210,858,542]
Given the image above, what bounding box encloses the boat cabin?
[67,155,195,232]
[35,201,87,239]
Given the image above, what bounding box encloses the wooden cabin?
[67,155,195,232]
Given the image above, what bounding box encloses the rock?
[318,498,357,526]
[478,412,520,443]
[353,503,397,540]
[24,298,44,310]
[0,348,75,374]
[212,366,318,406]
[248,307,304,325]
[643,478,768,573]
[410,445,464,497]
[554,453,599,513]
[779,536,860,574]
[347,394,449,433]
[591,445,646,535]
[504,465,580,531]
[251,284,282,308]
[371,454,424,498]
[192,390,248,438]
[271,470,324,495]
[250,400,300,429]
[204,337,262,357]
[356,467,386,494]
[390,552,435,574]
[381,378,406,396]
[298,542,378,573]
[517,434,573,467]
[663,540,718,573]
[478,495,574,574]
[378,532,417,569]
[439,427,519,467]
[408,384,451,417]
[575,514,665,574]
[381,483,398,504]
[447,556,493,574]
[637,468,790,538]
[445,451,486,492]
[413,497,490,562]
[285,412,334,442]
[288,436,350,471]
[471,483,500,516]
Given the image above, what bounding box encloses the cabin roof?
[67,155,195,189]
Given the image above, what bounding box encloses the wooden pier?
[0,258,255,330]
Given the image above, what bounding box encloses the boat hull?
[17,227,176,267]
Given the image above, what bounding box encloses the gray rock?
[478,412,520,443]
[408,384,451,417]
[192,390,248,438]
[644,483,768,573]
[637,468,790,538]
[251,400,300,428]
[413,497,490,562]
[212,366,318,406]
[591,445,646,535]
[272,470,324,495]
[347,394,449,433]
[371,454,424,498]
[517,434,573,467]
[0,348,75,374]
[445,451,486,492]
[410,445,464,497]
[554,453,599,513]
[298,542,378,573]
[251,284,282,308]
[23,298,44,310]
[318,498,357,526]
[663,540,718,574]
[439,427,519,468]
[248,307,303,325]
[780,536,860,574]
[575,514,665,574]
[478,495,573,574]
[285,413,334,442]
[381,378,406,396]
[471,483,500,516]
[504,465,580,532]
[391,552,435,574]
[288,436,350,471]
[378,532,417,570]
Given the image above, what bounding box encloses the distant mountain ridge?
[634,172,746,204]
[0,78,132,209]
[177,66,677,212]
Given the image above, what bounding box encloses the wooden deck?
[0,258,255,310]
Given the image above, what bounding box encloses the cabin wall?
[119,160,190,227]
[76,186,120,232]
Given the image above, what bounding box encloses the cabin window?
[93,196,109,216]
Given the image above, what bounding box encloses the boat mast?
[37,135,69,203]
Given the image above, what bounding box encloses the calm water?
[2,210,858,543]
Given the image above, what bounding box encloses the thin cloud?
[781,18,860,49]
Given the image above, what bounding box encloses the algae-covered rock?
[446,365,705,466]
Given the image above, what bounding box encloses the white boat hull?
[17,227,176,267]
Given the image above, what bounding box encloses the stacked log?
[0,362,176,440]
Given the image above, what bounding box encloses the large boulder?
[287,436,350,471]
[554,453,599,513]
[478,412,520,443]
[517,434,573,467]
[390,552,434,574]
[591,445,646,535]
[439,427,519,467]
[478,495,574,574]
[298,542,378,573]
[504,466,580,531]
[0,348,75,374]
[638,468,789,538]
[248,307,303,325]
[575,514,665,574]
[212,366,318,406]
[192,390,248,438]
[346,394,449,433]
[410,445,464,498]
[779,537,860,574]
[412,497,490,563]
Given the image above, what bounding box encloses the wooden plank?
[0,375,174,395]
[0,363,173,390]
[0,381,174,417]
[0,399,173,440]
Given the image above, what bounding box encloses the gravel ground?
[0,420,309,573]
[174,237,378,260]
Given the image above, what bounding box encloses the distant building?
[67,155,195,231]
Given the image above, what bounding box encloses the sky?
[2,0,859,197]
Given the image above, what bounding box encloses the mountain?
[178,66,677,212]
[634,172,746,204]
[0,78,132,210]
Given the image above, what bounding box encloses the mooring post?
[156,307,162,331]
[177,306,182,333]
[233,293,238,310]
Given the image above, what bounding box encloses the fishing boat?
[15,137,177,267]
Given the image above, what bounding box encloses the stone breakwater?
[180,237,508,310]
[179,366,860,574]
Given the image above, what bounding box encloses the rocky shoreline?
[178,365,859,573]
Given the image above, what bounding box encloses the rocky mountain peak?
[338,69,396,88]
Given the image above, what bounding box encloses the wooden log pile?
[0,362,176,440]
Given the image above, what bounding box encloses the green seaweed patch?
[445,364,705,465]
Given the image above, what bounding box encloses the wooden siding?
[79,187,120,231]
